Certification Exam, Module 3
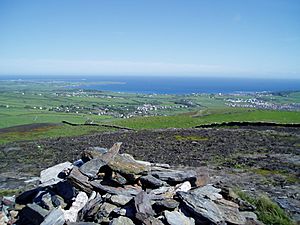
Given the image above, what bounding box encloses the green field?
[112,109,300,129]
[0,80,299,144]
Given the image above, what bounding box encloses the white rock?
[0,211,9,224]
[175,181,192,193]
[63,192,88,222]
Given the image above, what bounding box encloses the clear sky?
[0,0,299,78]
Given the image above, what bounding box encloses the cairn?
[0,143,261,225]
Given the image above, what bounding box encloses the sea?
[1,75,300,94]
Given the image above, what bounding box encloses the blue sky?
[0,0,299,78]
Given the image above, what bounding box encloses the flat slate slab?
[90,181,142,196]
[164,210,195,225]
[109,195,133,206]
[18,203,49,225]
[68,167,93,194]
[177,191,224,224]
[100,142,122,163]
[108,154,150,181]
[134,191,155,222]
[40,207,65,225]
[191,184,222,201]
[151,170,197,185]
[140,174,167,189]
[40,162,72,187]
[79,158,107,178]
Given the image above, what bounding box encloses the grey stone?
[140,175,168,189]
[102,193,112,201]
[108,154,149,182]
[68,223,98,225]
[177,191,224,224]
[143,216,165,225]
[150,167,174,172]
[81,143,121,165]
[215,198,246,225]
[33,190,64,210]
[88,191,97,200]
[18,203,49,225]
[78,193,102,221]
[41,207,65,225]
[39,161,72,187]
[2,196,15,208]
[109,195,133,206]
[73,159,84,167]
[134,191,155,222]
[237,198,257,211]
[110,172,128,186]
[100,142,122,163]
[151,170,197,185]
[150,186,174,196]
[241,211,258,220]
[79,158,107,178]
[151,163,170,168]
[276,197,300,215]
[244,220,265,225]
[109,216,135,225]
[191,184,223,201]
[16,187,43,205]
[89,146,108,154]
[55,195,68,209]
[134,159,151,166]
[112,207,127,216]
[220,186,239,200]
[111,203,137,219]
[34,191,54,210]
[164,210,195,225]
[97,202,118,219]
[53,181,76,204]
[153,198,179,212]
[68,167,93,194]
[91,181,142,196]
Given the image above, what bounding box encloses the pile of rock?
[1,143,261,225]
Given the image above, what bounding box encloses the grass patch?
[112,109,300,130]
[252,169,300,184]
[174,135,208,141]
[236,190,295,225]
[0,189,21,197]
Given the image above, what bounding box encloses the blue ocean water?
[74,76,300,94]
[1,76,300,94]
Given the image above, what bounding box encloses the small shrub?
[235,190,294,225]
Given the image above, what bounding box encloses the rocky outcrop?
[0,143,261,225]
